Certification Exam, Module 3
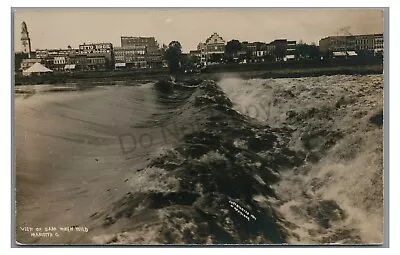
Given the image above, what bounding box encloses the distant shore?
[14,64,383,86]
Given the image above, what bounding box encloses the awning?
[64,64,76,70]
[115,63,126,67]
[333,52,347,57]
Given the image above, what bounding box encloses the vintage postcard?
[13,8,385,245]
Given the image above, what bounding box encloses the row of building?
[188,32,384,66]
[21,37,164,72]
[189,33,297,65]
[319,33,384,55]
[19,21,384,73]
[20,22,165,72]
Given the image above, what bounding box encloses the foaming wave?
[219,75,384,244]
[89,80,306,244]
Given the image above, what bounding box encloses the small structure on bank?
[22,62,53,76]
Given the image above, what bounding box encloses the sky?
[13,8,384,53]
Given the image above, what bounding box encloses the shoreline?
[14,64,383,86]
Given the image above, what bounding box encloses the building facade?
[78,42,114,69]
[244,39,296,62]
[286,40,297,60]
[114,45,147,69]
[120,37,162,68]
[374,33,384,54]
[197,43,207,63]
[86,56,107,70]
[319,33,384,55]
[189,50,201,58]
[198,33,226,64]
[121,36,158,52]
[66,53,88,71]
[270,39,292,61]
[205,33,225,63]
[35,49,72,71]
[33,44,113,71]
[20,58,41,70]
[241,40,295,62]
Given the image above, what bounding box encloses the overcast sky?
[13,8,384,53]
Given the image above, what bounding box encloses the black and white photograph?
[12,7,386,246]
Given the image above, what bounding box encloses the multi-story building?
[245,42,257,55]
[355,35,375,51]
[374,33,384,55]
[35,49,74,59]
[242,40,295,62]
[205,33,225,63]
[121,37,158,51]
[35,48,74,71]
[266,43,276,55]
[20,58,41,70]
[34,44,112,71]
[114,45,147,69]
[78,42,114,69]
[198,33,226,64]
[86,56,107,70]
[120,36,162,68]
[319,36,353,53]
[197,43,207,63]
[255,43,278,62]
[189,50,201,58]
[145,54,163,68]
[241,42,266,62]
[268,39,297,61]
[79,42,113,54]
[65,53,88,71]
[319,33,384,55]
[197,43,206,51]
[286,40,297,60]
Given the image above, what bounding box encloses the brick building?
[319,33,384,55]
[120,36,162,68]
[114,45,147,69]
[78,42,114,69]
[202,33,226,64]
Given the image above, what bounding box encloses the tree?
[165,41,182,73]
[275,47,286,60]
[208,53,223,64]
[309,43,319,59]
[14,52,28,72]
[225,39,242,62]
[225,40,242,55]
[295,42,320,60]
[181,54,198,69]
[160,44,168,55]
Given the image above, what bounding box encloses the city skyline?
[14,8,384,53]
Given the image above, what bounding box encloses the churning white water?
[219,75,384,244]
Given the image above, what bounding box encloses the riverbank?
[14,64,383,86]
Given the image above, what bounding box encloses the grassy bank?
[14,64,383,86]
